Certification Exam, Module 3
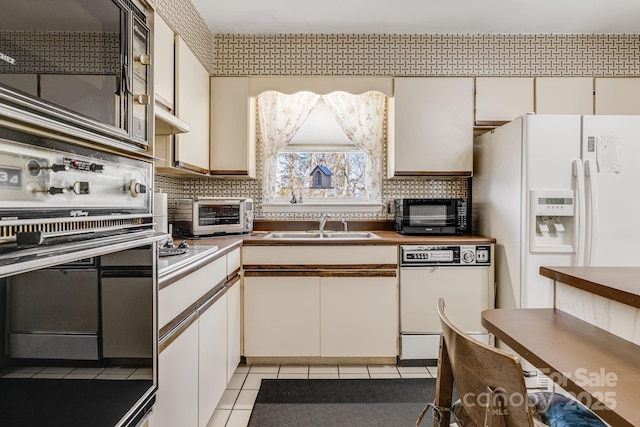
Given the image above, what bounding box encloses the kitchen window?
[258,90,386,212]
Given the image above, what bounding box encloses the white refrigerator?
[473,113,640,310]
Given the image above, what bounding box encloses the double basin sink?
[263,231,380,240]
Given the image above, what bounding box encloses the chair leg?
[433,334,454,427]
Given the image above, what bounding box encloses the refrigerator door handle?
[584,159,599,266]
[573,159,586,266]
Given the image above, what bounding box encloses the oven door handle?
[0,230,168,279]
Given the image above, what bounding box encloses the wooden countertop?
[540,266,640,309]
[241,230,496,245]
[482,308,640,427]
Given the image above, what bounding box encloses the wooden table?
[481,308,640,427]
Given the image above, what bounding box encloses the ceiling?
[191,0,640,34]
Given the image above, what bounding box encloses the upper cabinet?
[152,14,190,137]
[210,77,256,178]
[595,78,640,115]
[390,77,474,177]
[535,77,593,115]
[172,36,210,174]
[475,77,534,124]
[153,14,174,110]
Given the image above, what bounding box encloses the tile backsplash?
[153,5,640,220]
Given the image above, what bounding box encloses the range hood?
[155,105,190,135]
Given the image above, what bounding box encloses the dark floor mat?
[248,378,438,427]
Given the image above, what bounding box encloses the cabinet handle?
[134,94,150,105]
[136,54,151,65]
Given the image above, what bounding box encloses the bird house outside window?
[310,165,333,189]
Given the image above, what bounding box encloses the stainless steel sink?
[263,231,380,240]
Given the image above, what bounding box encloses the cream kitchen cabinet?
[152,13,190,136]
[210,77,256,177]
[320,276,397,357]
[153,14,174,110]
[535,77,593,115]
[390,77,474,177]
[244,275,321,357]
[172,36,210,174]
[226,275,241,381]
[151,314,199,427]
[475,77,534,124]
[242,245,398,361]
[197,290,228,427]
[226,248,242,380]
[152,291,227,427]
[152,247,241,427]
[595,78,640,115]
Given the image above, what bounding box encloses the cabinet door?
[595,78,640,115]
[475,77,533,123]
[153,14,174,109]
[244,276,320,357]
[210,77,256,177]
[320,276,397,357]
[150,317,199,427]
[391,77,473,176]
[175,36,210,174]
[535,77,593,115]
[400,267,491,333]
[227,277,241,382]
[198,291,228,427]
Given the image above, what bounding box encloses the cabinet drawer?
[159,256,226,329]
[243,245,397,266]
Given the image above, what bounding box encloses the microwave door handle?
[573,159,586,266]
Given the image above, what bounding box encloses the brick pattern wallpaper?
[151,20,640,220]
[153,0,215,73]
[0,32,119,74]
[214,34,640,77]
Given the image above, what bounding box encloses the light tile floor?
[206,364,440,427]
[0,365,153,380]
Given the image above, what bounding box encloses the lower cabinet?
[198,291,228,427]
[151,314,200,427]
[152,247,243,427]
[151,290,228,427]
[244,276,320,357]
[226,276,242,381]
[320,276,397,357]
[243,274,397,358]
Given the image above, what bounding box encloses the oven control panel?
[401,245,491,266]
[0,137,151,217]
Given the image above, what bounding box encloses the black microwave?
[393,198,470,235]
[0,0,151,154]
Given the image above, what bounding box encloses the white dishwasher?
[399,244,494,364]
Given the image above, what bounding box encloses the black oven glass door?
[0,0,150,148]
[0,1,124,127]
[198,204,241,226]
[408,201,455,227]
[0,243,158,427]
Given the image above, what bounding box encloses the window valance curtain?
[323,91,386,203]
[258,91,320,203]
[258,90,385,204]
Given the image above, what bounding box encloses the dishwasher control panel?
[401,245,491,266]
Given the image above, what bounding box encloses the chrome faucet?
[341,219,349,232]
[318,214,330,233]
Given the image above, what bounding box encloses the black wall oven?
[0,126,165,427]
[0,0,152,154]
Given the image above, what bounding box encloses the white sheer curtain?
[322,91,386,203]
[258,91,320,203]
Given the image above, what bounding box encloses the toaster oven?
[174,197,253,236]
